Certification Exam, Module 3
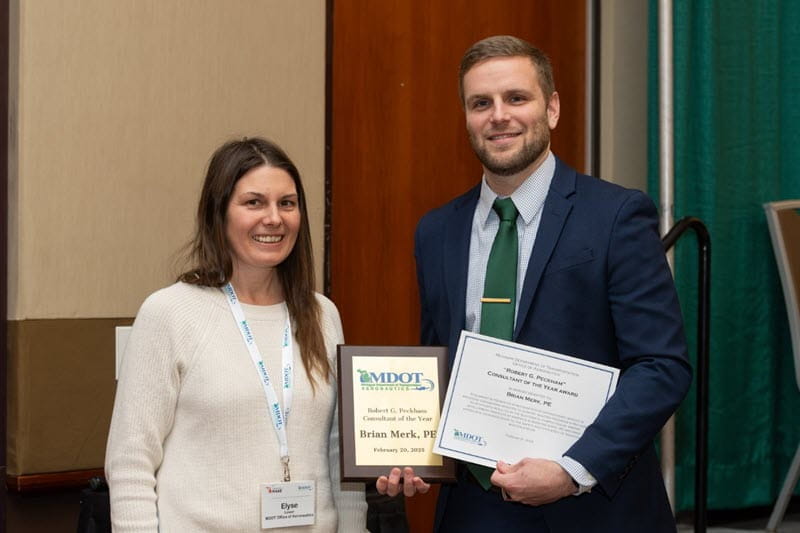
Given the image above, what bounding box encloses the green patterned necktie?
[469,197,519,490]
[480,198,519,339]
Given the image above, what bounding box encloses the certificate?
[337,345,457,482]
[434,331,619,468]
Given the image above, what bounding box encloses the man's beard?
[469,126,549,177]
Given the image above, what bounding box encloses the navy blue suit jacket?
[414,158,691,531]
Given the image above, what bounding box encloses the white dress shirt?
[464,151,596,495]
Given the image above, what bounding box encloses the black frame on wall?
[1,0,10,520]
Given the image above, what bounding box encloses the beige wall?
[599,0,649,191]
[6,0,326,478]
[8,0,327,320]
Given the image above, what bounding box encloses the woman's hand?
[376,467,430,497]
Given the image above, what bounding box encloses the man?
[377,35,691,532]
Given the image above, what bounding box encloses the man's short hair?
[458,35,556,104]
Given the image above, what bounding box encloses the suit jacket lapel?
[514,159,577,339]
[444,186,480,357]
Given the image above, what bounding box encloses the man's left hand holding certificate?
[375,331,619,501]
[436,331,619,467]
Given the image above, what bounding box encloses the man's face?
[462,56,560,179]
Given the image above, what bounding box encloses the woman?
[106,138,367,532]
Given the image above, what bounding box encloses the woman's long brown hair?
[178,137,330,389]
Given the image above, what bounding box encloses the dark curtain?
[648,0,800,511]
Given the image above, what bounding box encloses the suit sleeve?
[415,220,441,346]
[564,191,692,496]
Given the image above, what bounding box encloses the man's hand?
[490,458,575,506]
[376,467,431,497]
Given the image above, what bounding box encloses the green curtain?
[648,0,800,511]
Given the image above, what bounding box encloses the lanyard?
[223,283,294,481]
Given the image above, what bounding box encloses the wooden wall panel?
[330,1,587,346]
[330,2,588,529]
[6,318,130,477]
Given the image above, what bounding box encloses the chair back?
[765,200,800,391]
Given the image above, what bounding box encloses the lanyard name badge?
[223,283,316,529]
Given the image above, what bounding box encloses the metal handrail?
[662,216,710,533]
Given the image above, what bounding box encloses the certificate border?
[337,345,457,482]
[435,332,619,465]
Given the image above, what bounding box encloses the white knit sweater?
[106,282,367,532]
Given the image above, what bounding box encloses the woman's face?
[225,165,301,277]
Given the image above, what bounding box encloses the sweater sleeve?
[319,293,368,531]
[105,290,207,532]
[329,403,368,532]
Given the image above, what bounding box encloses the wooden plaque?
[337,345,457,482]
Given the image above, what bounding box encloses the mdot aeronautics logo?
[453,429,487,447]
[356,369,435,392]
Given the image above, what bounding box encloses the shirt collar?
[477,151,556,226]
